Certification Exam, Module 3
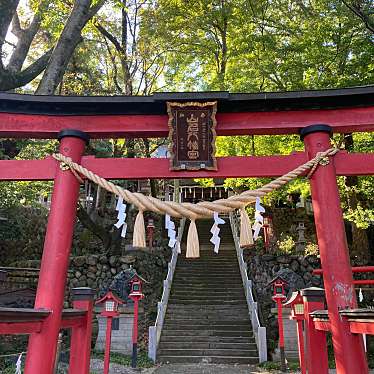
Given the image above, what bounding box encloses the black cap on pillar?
[299,124,333,141]
[58,129,90,144]
[72,287,95,301]
[301,287,325,302]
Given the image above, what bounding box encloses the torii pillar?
[301,125,368,374]
[25,130,89,374]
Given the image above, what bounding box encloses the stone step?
[173,277,242,283]
[178,258,237,262]
[179,254,236,259]
[176,267,239,271]
[171,289,244,293]
[171,282,242,287]
[176,263,239,267]
[169,300,246,305]
[159,335,255,343]
[161,330,253,337]
[170,294,245,300]
[168,300,246,305]
[166,305,249,312]
[170,284,243,289]
[171,290,244,297]
[172,283,242,288]
[158,348,257,356]
[174,269,240,274]
[165,314,250,321]
[163,324,252,332]
[173,276,241,280]
[157,355,258,364]
[171,284,243,290]
[159,341,256,350]
[175,270,240,274]
[163,319,250,325]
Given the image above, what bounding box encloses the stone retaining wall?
[244,252,322,355]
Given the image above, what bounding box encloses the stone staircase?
[157,219,259,364]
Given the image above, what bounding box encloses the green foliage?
[305,242,320,256]
[93,350,154,368]
[276,234,296,254]
[259,360,300,371]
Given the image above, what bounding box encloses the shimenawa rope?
[53,148,338,257]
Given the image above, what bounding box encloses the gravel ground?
[90,359,298,374]
[151,363,291,374]
[90,360,373,374]
[90,358,155,373]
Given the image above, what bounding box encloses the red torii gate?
[0,87,373,374]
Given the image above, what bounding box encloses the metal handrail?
[229,212,267,363]
[148,218,186,362]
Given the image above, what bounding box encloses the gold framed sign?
[167,101,217,171]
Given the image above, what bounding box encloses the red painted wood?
[103,317,113,374]
[349,322,374,335]
[60,317,85,329]
[0,321,42,334]
[25,136,86,374]
[304,131,368,374]
[276,299,285,348]
[314,266,374,275]
[296,320,306,374]
[303,295,329,374]
[334,152,374,176]
[0,106,373,138]
[69,298,94,374]
[353,280,374,285]
[132,298,139,345]
[313,320,331,332]
[83,153,308,180]
[0,152,373,181]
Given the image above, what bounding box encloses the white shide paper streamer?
[252,197,265,240]
[15,353,22,374]
[114,197,128,238]
[210,212,225,253]
[165,214,180,252]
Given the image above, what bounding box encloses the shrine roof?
[0,85,373,115]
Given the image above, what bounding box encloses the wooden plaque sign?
[167,101,217,171]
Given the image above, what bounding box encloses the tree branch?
[7,11,42,72]
[341,0,374,34]
[77,204,112,250]
[0,48,52,91]
[36,0,107,95]
[96,22,124,54]
[0,0,20,53]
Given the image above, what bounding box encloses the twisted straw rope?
[53,148,338,221]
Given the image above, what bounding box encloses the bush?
[305,242,319,256]
[276,235,295,254]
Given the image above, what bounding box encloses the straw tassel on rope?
[186,219,200,258]
[240,207,254,248]
[133,210,146,248]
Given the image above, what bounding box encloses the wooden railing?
[229,212,267,363]
[148,218,186,362]
[0,287,94,374]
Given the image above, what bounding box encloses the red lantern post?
[129,275,144,368]
[283,291,306,374]
[96,291,124,374]
[269,276,288,372]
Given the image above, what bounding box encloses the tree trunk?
[7,12,42,72]
[0,0,19,52]
[36,0,106,95]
